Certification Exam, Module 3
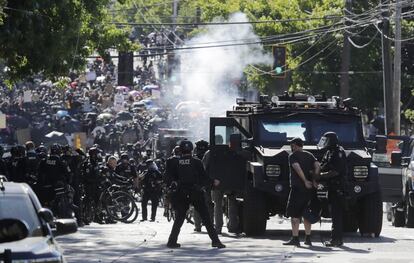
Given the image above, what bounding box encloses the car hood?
[0,236,61,260]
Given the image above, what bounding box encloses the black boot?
[167,242,181,248]
[324,239,343,247]
[212,240,226,249]
[304,235,312,246]
[283,236,300,246]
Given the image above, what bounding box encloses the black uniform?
[25,150,39,179]
[115,162,137,180]
[141,162,162,221]
[165,154,222,247]
[320,146,347,243]
[37,155,68,204]
[81,158,101,204]
[7,156,27,183]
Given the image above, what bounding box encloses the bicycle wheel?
[104,191,136,221]
[121,203,139,224]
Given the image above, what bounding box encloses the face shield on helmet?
[317,132,339,150]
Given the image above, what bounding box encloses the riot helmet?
[120,152,129,161]
[179,139,193,155]
[318,132,339,150]
[10,146,19,158]
[88,147,99,160]
[25,141,35,151]
[172,146,181,157]
[50,144,62,155]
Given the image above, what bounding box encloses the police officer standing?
[0,146,9,179]
[192,140,213,232]
[316,132,347,247]
[37,144,68,207]
[81,147,102,213]
[7,145,27,183]
[165,140,225,249]
[140,159,163,222]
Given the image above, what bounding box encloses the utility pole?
[340,0,352,98]
[381,0,394,135]
[393,0,402,135]
[172,0,179,32]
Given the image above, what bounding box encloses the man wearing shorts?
[283,137,320,246]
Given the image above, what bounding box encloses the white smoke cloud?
[178,12,272,104]
[171,12,273,139]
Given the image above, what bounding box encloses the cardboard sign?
[72,132,87,150]
[86,71,97,82]
[0,114,5,129]
[16,128,31,145]
[23,90,32,102]
[114,93,125,112]
[152,89,161,99]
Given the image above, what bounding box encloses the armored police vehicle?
[208,93,382,236]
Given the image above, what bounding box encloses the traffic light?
[272,45,286,78]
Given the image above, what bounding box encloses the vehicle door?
[208,117,251,192]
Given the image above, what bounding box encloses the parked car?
[0,177,77,262]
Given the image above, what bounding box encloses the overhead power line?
[111,15,343,27]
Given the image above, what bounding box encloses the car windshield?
[0,195,43,239]
[257,114,362,147]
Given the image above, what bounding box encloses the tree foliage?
[0,0,138,80]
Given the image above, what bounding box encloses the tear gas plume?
[171,12,273,140]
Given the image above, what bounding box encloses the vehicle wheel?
[405,199,414,228]
[105,191,136,221]
[392,205,405,227]
[343,210,358,233]
[358,191,383,237]
[242,182,267,236]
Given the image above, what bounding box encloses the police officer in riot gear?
[37,144,68,207]
[192,140,213,232]
[7,145,27,183]
[25,141,39,182]
[165,140,225,249]
[0,145,8,179]
[116,152,138,180]
[81,147,102,210]
[140,159,163,222]
[316,132,347,247]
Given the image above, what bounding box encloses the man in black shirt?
[284,138,320,247]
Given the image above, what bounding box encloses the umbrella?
[139,99,154,109]
[85,112,98,120]
[142,85,159,92]
[97,112,114,121]
[6,115,30,129]
[129,90,141,97]
[43,131,68,146]
[61,118,82,134]
[132,101,146,108]
[56,110,69,118]
[175,101,200,111]
[116,86,129,92]
[116,111,133,121]
[96,76,106,83]
[91,126,106,137]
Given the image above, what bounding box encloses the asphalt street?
[57,206,414,263]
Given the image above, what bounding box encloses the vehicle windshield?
[0,195,43,239]
[257,114,362,147]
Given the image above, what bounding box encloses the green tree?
[0,0,138,80]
